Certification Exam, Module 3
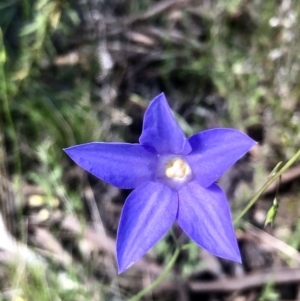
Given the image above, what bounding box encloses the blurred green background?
[1,0,300,300]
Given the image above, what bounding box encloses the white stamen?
[165,158,188,179]
[156,155,193,190]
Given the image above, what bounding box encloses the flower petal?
[177,181,241,262]
[186,128,256,187]
[64,143,157,189]
[139,93,192,155]
[117,181,178,273]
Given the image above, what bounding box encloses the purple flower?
[64,93,256,273]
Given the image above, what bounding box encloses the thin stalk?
[128,246,180,301]
[234,149,300,224]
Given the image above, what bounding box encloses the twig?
[124,0,188,25]
[189,267,300,293]
[106,0,188,35]
[246,223,300,264]
[29,227,72,266]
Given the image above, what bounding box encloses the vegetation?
[1,0,300,300]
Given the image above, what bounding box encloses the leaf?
[264,197,279,227]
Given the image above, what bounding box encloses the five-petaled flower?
[64,93,256,273]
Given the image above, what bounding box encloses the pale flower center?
[165,158,188,179]
[155,155,193,190]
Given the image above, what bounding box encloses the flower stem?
[128,245,180,301]
[234,148,300,224]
